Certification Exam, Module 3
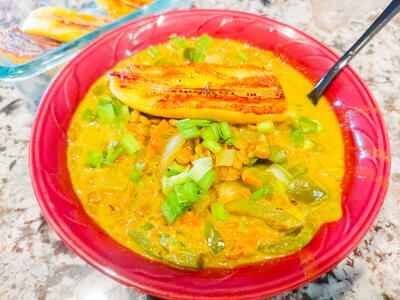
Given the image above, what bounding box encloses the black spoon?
[308,0,400,105]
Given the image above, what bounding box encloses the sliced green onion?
[237,51,249,62]
[211,203,228,221]
[195,34,213,50]
[97,102,116,123]
[120,133,142,155]
[292,128,305,147]
[197,169,217,192]
[189,157,213,183]
[302,139,316,151]
[161,192,182,223]
[162,171,191,196]
[168,162,185,173]
[217,121,233,140]
[192,119,213,127]
[201,126,219,142]
[130,163,146,183]
[256,120,275,133]
[224,137,236,146]
[183,48,205,63]
[268,145,287,163]
[202,140,222,154]
[174,119,201,139]
[170,34,186,48]
[85,151,104,168]
[146,46,160,58]
[103,144,124,166]
[165,169,180,177]
[175,180,199,203]
[81,109,96,122]
[250,186,271,200]
[267,164,294,186]
[297,116,318,134]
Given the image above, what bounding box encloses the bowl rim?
[29,9,391,299]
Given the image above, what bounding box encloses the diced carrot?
[180,211,201,227]
[241,169,263,188]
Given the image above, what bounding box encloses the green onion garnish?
[170,34,186,48]
[217,121,233,140]
[85,151,104,168]
[161,192,181,223]
[268,145,287,164]
[297,116,318,134]
[237,51,249,62]
[120,133,142,155]
[210,202,228,221]
[188,157,213,183]
[291,128,305,147]
[175,180,199,203]
[130,163,146,183]
[195,34,213,50]
[201,126,219,142]
[197,169,217,193]
[251,186,271,200]
[202,140,222,154]
[224,137,236,146]
[102,144,124,166]
[174,119,201,139]
[146,47,160,58]
[97,102,116,124]
[183,48,205,63]
[256,120,275,133]
[302,139,316,151]
[192,119,213,127]
[81,109,96,122]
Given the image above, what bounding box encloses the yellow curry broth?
[67,38,344,269]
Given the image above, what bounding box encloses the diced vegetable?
[197,169,217,193]
[297,116,318,134]
[224,137,236,146]
[192,119,212,127]
[183,47,205,63]
[102,144,124,166]
[237,51,249,62]
[168,162,185,173]
[81,108,96,122]
[256,120,275,133]
[85,151,104,168]
[162,171,191,196]
[268,145,287,163]
[175,180,199,203]
[130,163,146,183]
[161,192,182,223]
[302,139,316,151]
[201,125,220,142]
[120,133,142,155]
[204,222,225,255]
[146,46,160,58]
[170,34,186,48]
[288,164,308,177]
[128,230,159,258]
[291,128,305,147]
[267,164,294,186]
[225,200,304,231]
[188,157,213,183]
[210,203,228,221]
[202,140,222,154]
[287,177,327,203]
[258,225,314,256]
[97,101,116,123]
[163,250,202,269]
[217,121,233,140]
[216,149,236,167]
[195,34,213,50]
[251,186,271,200]
[160,134,185,171]
[174,119,200,139]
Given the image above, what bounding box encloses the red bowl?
[30,10,390,299]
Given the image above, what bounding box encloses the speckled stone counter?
[0,0,399,299]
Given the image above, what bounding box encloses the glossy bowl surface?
[30,10,390,300]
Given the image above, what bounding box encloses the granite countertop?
[0,0,399,299]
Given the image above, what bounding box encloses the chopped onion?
[160,134,185,172]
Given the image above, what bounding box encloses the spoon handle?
[308,0,400,105]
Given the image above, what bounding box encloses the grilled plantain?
[95,0,153,17]
[22,7,112,42]
[0,28,60,64]
[109,64,288,124]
